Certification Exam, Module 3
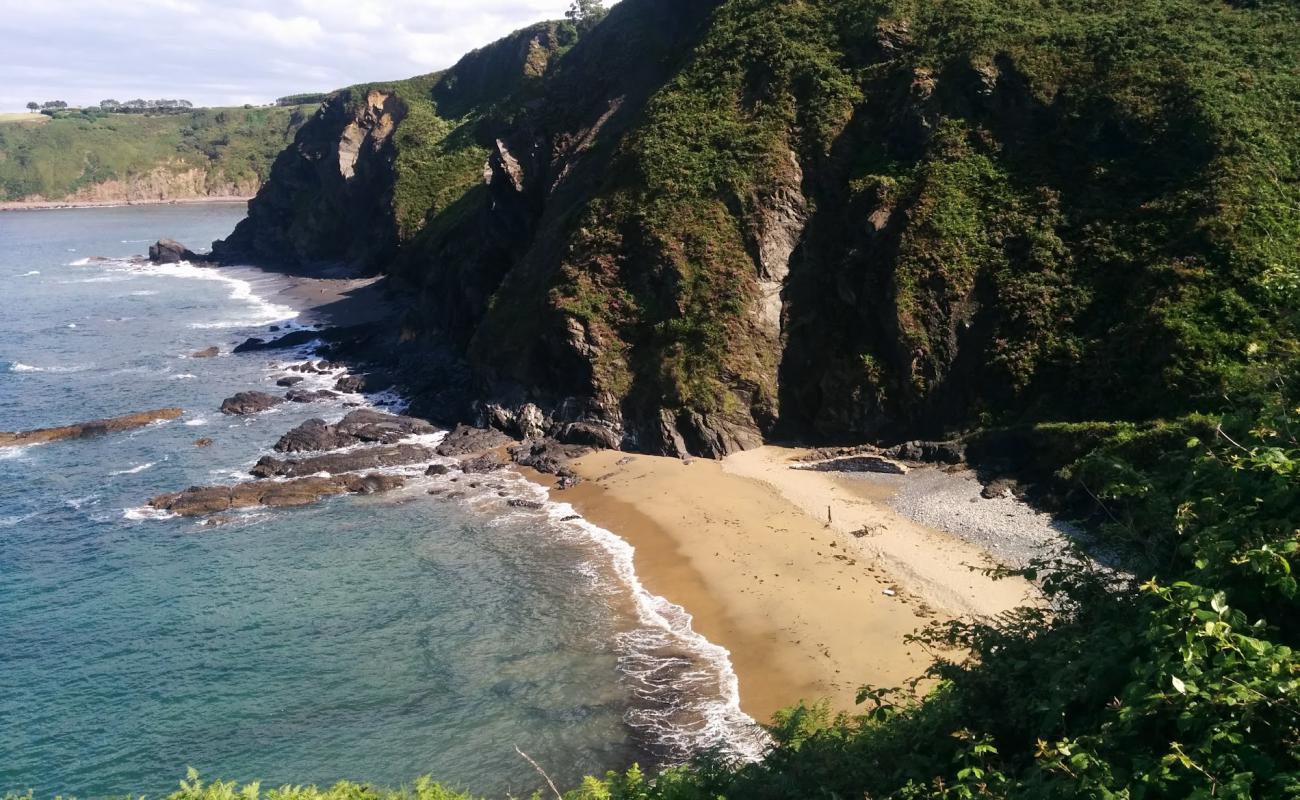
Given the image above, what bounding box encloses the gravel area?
[836,467,1123,573]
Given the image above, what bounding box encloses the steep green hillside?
[198,0,1300,796]
[0,106,312,202]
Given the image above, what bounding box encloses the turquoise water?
[0,206,758,798]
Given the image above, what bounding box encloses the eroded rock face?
[220,391,285,416]
[149,472,407,517]
[250,444,434,479]
[0,409,184,447]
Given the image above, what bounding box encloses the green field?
[0,106,311,201]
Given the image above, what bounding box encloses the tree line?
[25,98,196,115]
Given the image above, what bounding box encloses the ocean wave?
[69,257,91,266]
[133,261,299,329]
[3,361,87,374]
[169,373,197,380]
[184,417,209,426]
[110,463,155,476]
[542,497,769,763]
[21,270,40,276]
[123,506,176,522]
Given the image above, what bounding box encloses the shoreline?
[554,448,1049,724]
[0,196,252,212]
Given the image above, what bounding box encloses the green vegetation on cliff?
[0,105,313,202]
[190,0,1300,796]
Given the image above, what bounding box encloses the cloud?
[0,0,583,111]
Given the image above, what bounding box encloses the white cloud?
[0,0,587,111]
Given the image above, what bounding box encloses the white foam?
[21,270,40,276]
[111,463,155,476]
[4,362,87,374]
[69,257,91,266]
[130,290,159,296]
[170,373,197,380]
[123,506,176,521]
[184,418,209,426]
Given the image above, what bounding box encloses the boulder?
[436,424,513,457]
[219,391,285,416]
[507,499,545,510]
[509,438,591,477]
[276,376,305,387]
[191,347,220,359]
[426,464,452,476]
[0,408,184,447]
[334,375,367,393]
[149,239,201,264]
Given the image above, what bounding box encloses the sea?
[0,204,761,798]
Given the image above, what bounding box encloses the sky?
[0,0,590,112]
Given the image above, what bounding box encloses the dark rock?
[334,375,367,393]
[436,424,513,457]
[336,409,437,443]
[507,499,545,510]
[276,376,305,387]
[509,438,592,476]
[556,421,622,450]
[0,408,184,447]
[275,418,351,453]
[981,478,1021,500]
[219,391,285,416]
[273,410,435,453]
[426,464,452,476]
[149,239,201,264]
[461,452,504,474]
[285,388,339,403]
[195,438,214,448]
[250,443,434,478]
[886,440,966,465]
[191,347,220,359]
[233,330,323,354]
[795,455,909,475]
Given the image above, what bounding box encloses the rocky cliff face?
[215,0,1298,459]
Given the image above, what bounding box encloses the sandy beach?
[559,447,1052,723]
[0,196,253,212]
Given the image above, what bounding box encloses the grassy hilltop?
[0,105,313,203]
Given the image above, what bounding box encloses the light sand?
[0,196,252,212]
[561,446,1040,723]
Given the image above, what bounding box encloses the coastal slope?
[213,0,1299,479]
[0,105,313,206]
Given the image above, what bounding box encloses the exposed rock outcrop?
[274,410,436,453]
[149,239,203,264]
[149,472,406,517]
[250,444,434,479]
[0,409,184,447]
[219,391,285,416]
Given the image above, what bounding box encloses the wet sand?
[559,447,1044,724]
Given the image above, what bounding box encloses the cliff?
[0,105,311,204]
[214,0,1300,461]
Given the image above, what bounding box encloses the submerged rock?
[220,391,285,416]
[191,347,220,359]
[0,408,184,447]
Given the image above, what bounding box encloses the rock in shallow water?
[0,408,184,447]
[251,444,434,479]
[220,391,285,416]
[274,410,436,453]
[149,472,407,517]
[435,424,513,457]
